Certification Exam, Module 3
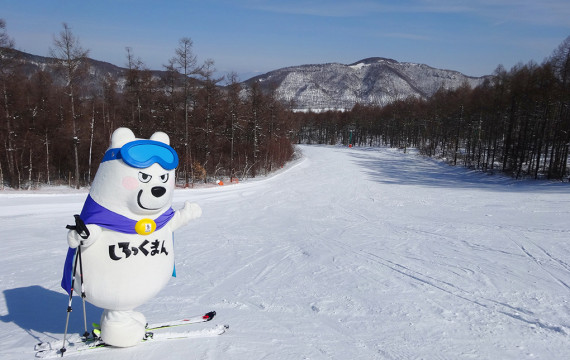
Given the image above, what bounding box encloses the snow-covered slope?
[1,145,569,359]
[246,58,487,111]
[7,48,488,111]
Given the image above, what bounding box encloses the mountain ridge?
[2,47,489,111]
[245,57,489,111]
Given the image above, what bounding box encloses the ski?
[35,324,229,358]
[147,310,216,330]
[35,310,221,356]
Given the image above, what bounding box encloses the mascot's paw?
[100,310,147,347]
[66,225,100,248]
[66,231,82,248]
[170,201,202,231]
[183,201,202,221]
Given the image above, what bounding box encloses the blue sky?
[2,0,569,81]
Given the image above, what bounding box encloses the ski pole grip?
[66,214,90,239]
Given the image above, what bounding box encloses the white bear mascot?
[61,128,201,347]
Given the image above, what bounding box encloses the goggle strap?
[102,148,122,163]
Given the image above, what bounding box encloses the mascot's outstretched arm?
[170,201,202,232]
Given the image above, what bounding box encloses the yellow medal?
[135,218,157,235]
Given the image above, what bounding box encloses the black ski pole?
[61,215,91,355]
[76,242,90,338]
[60,244,80,356]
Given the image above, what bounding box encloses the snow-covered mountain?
[1,47,161,91]
[245,57,488,111]
[4,48,489,111]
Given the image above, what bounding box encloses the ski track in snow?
[1,145,570,359]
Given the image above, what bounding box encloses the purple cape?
[61,195,176,294]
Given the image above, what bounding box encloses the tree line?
[0,21,295,189]
[2,20,568,189]
[297,36,570,180]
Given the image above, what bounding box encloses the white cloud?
[242,0,570,27]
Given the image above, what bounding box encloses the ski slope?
[1,145,570,359]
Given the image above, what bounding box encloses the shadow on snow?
[1,285,102,342]
[348,148,570,193]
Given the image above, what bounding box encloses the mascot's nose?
[151,186,166,198]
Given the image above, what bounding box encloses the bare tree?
[171,37,200,186]
[225,72,242,181]
[49,23,89,189]
[197,59,223,179]
[0,19,15,188]
[549,36,570,179]
[124,46,147,128]
[550,36,570,90]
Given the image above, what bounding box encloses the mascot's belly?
[80,228,174,310]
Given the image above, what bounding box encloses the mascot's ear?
[110,128,137,148]
[150,131,170,145]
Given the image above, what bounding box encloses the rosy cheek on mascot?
[61,128,202,347]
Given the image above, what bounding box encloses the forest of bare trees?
[0,22,295,189]
[1,19,569,189]
[297,36,570,181]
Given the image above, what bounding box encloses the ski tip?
[203,311,216,321]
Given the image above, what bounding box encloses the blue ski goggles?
[101,140,179,170]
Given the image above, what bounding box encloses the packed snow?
[1,145,569,359]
